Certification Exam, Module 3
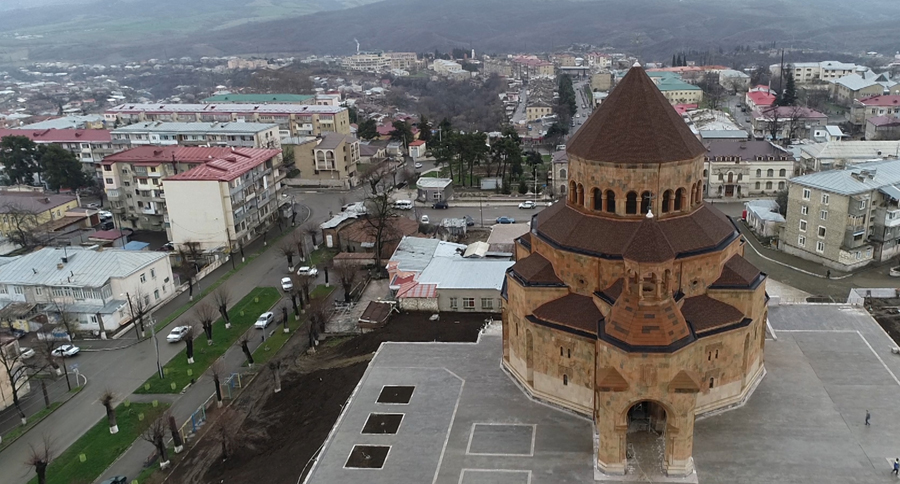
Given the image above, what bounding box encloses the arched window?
[766,181,773,189]
[577,184,584,206]
[767,169,774,177]
[755,181,760,189]
[674,188,686,211]
[738,173,743,181]
[779,168,786,177]
[563,374,569,386]
[727,172,734,183]
[640,191,651,214]
[703,169,708,178]
[559,168,567,179]
[592,188,601,210]
[606,190,616,213]
[694,183,702,204]
[662,190,673,213]
[756,169,762,177]
[568,181,576,203]
[625,191,638,214]
[778,181,785,190]
[718,173,724,181]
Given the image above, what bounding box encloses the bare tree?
[99,389,118,434]
[296,273,314,305]
[2,202,42,249]
[183,325,195,364]
[239,335,254,367]
[176,248,198,301]
[168,413,184,454]
[212,285,232,329]
[196,302,218,345]
[0,340,42,425]
[292,230,306,262]
[211,359,225,408]
[25,435,53,484]
[308,297,331,336]
[278,240,297,272]
[141,413,170,469]
[217,411,235,461]
[334,261,361,303]
[50,300,77,341]
[269,359,283,393]
[303,222,319,248]
[126,289,149,339]
[361,192,399,272]
[281,304,290,333]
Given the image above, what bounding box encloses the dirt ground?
[165,311,491,484]
[866,297,900,343]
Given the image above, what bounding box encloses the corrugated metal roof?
[791,159,900,195]
[416,177,452,189]
[798,141,900,161]
[0,247,167,288]
[417,258,514,290]
[389,237,465,273]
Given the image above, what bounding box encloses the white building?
[111,122,281,149]
[0,246,174,333]
[770,61,862,84]
[744,200,785,238]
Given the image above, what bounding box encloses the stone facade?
[501,66,767,478]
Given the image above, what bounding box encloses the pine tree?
[780,73,797,106]
[672,54,677,67]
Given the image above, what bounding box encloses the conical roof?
[567,66,707,164]
[622,212,675,263]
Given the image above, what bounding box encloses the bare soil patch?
[866,297,900,343]
[165,311,490,484]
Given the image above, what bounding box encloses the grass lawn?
[308,247,337,268]
[136,287,281,394]
[251,316,304,365]
[310,284,336,300]
[29,402,168,484]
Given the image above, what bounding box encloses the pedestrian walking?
[893,458,899,475]
[866,410,871,426]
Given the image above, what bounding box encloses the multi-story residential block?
[866,116,900,140]
[647,72,703,104]
[0,189,78,240]
[0,128,115,175]
[831,71,898,104]
[795,140,900,172]
[0,246,175,334]
[100,146,284,234]
[201,93,314,104]
[163,148,288,250]
[386,52,418,70]
[704,140,796,198]
[525,102,553,122]
[750,106,827,141]
[850,95,900,126]
[770,61,861,84]
[342,52,392,72]
[584,52,612,68]
[111,122,280,149]
[511,56,555,78]
[288,132,360,188]
[431,59,469,80]
[591,72,614,92]
[104,103,350,138]
[782,160,900,270]
[15,114,107,130]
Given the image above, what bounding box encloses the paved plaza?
[306,304,900,483]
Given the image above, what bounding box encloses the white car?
[255,312,275,329]
[281,277,294,292]
[518,201,536,209]
[166,326,191,343]
[296,266,318,277]
[18,347,35,359]
[420,214,430,224]
[414,162,423,169]
[51,345,80,357]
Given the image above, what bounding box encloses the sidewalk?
[0,376,74,439]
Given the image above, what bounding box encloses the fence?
[175,371,253,445]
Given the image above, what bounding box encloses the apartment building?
[290,132,361,188]
[770,61,862,84]
[342,52,391,72]
[111,122,281,149]
[0,128,115,174]
[750,106,827,141]
[782,159,900,270]
[647,72,703,104]
[850,95,900,126]
[100,146,284,233]
[483,58,513,77]
[832,72,898,103]
[0,189,78,242]
[704,140,796,198]
[201,93,314,104]
[511,56,555,78]
[0,246,174,333]
[104,103,350,138]
[431,59,469,80]
[163,149,288,250]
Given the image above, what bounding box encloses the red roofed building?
[0,128,116,175]
[100,147,285,249]
[851,95,900,126]
[744,89,776,111]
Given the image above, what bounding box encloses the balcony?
[875,207,900,228]
[843,225,868,249]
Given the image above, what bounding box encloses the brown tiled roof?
[510,253,563,286]
[535,202,736,259]
[623,215,675,263]
[604,290,693,349]
[532,293,603,334]
[668,370,700,393]
[598,278,623,302]
[518,232,532,248]
[680,295,744,333]
[566,66,707,164]
[712,254,762,288]
[596,367,629,392]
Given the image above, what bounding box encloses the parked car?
[518,201,536,209]
[432,201,449,209]
[464,215,475,226]
[100,476,128,484]
[281,277,294,292]
[255,312,275,329]
[18,347,34,359]
[87,202,100,209]
[420,214,430,224]
[393,200,413,210]
[296,266,318,277]
[166,326,191,343]
[496,216,516,224]
[414,162,423,169]
[51,345,80,357]
[99,210,113,220]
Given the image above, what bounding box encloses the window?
[779,169,786,177]
[755,182,760,189]
[35,287,42,295]
[0,284,7,294]
[463,298,475,309]
[103,165,112,172]
[859,199,868,210]
[821,193,829,204]
[798,235,806,246]
[767,169,774,177]
[563,374,568,386]
[140,273,146,283]
[756,169,762,177]
[816,241,825,253]
[799,220,807,231]
[481,298,493,310]
[151,269,156,279]
[144,295,150,306]
[778,181,785,190]
[820,210,828,220]
[766,181,772,189]
[818,226,826,238]
[800,205,808,215]
[154,289,160,300]
[105,178,113,185]
[802,188,811,200]
[449,297,458,309]
[13,285,23,294]
[709,378,715,389]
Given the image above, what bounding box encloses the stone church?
[502,65,768,477]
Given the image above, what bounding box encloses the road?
[0,190,350,484]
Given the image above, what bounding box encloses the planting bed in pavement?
[164,311,490,484]
[135,287,281,394]
[30,402,168,484]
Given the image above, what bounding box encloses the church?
[502,65,768,477]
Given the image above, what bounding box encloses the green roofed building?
[202,93,314,104]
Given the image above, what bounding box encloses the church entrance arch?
[625,401,667,478]
[525,329,534,386]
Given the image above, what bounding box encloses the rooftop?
[867,116,900,127]
[389,236,465,273]
[165,148,283,182]
[102,146,280,177]
[0,191,76,214]
[15,115,106,130]
[857,95,900,106]
[797,140,900,162]
[0,246,167,288]
[789,159,900,195]
[112,121,279,134]
[201,93,314,103]
[108,103,345,115]
[314,132,357,151]
[704,140,794,160]
[417,257,513,290]
[416,177,452,189]
[0,128,111,143]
